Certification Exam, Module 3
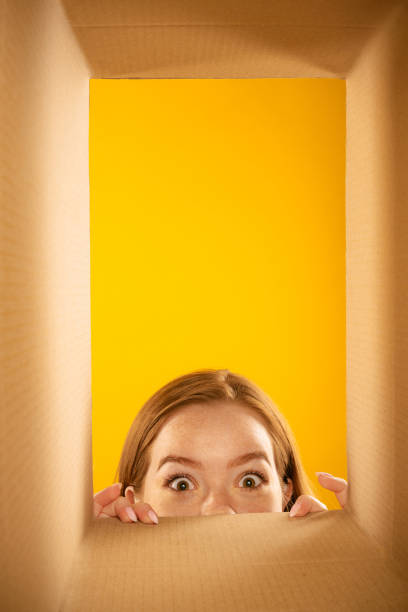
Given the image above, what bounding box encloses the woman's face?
[139,401,293,517]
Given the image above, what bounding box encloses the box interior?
[1,1,407,610]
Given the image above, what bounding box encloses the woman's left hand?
[289,472,348,518]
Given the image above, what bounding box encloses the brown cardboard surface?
[60,25,376,79]
[1,0,408,610]
[346,1,408,573]
[60,511,408,612]
[59,0,395,78]
[0,1,91,611]
[61,0,392,28]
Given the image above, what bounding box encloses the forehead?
[150,401,274,459]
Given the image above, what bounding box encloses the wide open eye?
[165,470,267,492]
[166,473,194,492]
[238,472,266,490]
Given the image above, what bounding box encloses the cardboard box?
[1,1,407,610]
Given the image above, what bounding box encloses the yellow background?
[90,78,346,510]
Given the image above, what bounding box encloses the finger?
[289,495,328,517]
[123,501,159,525]
[109,494,158,525]
[117,503,139,523]
[93,483,122,517]
[96,493,134,521]
[316,473,348,508]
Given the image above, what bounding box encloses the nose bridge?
[200,481,236,515]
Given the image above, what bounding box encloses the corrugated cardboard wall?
[0,0,91,610]
[346,3,408,574]
[61,0,391,79]
[392,5,408,574]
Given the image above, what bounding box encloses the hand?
[289,472,348,518]
[93,483,159,525]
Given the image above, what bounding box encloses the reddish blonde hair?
[114,368,316,511]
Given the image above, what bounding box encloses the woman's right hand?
[93,483,159,525]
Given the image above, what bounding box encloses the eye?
[166,473,194,492]
[238,471,266,490]
[164,470,268,493]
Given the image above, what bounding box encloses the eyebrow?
[156,451,271,472]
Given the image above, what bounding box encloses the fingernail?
[148,510,159,524]
[316,472,332,478]
[125,486,135,501]
[126,507,138,522]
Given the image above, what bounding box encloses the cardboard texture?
[1,0,407,610]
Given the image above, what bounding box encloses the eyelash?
[164,470,267,492]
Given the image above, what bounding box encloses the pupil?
[178,481,187,491]
[245,478,253,487]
